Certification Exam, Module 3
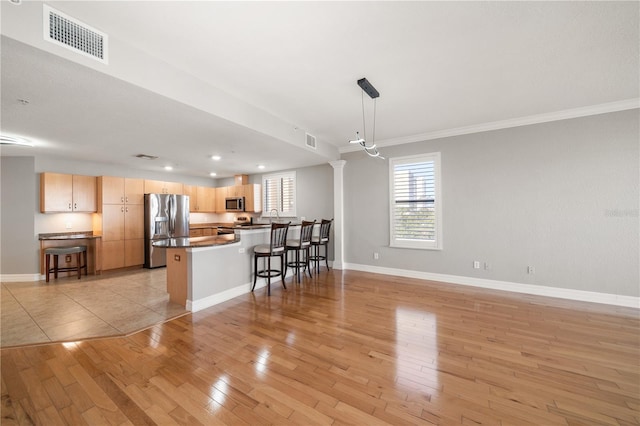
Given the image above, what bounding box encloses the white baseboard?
[343,263,640,309]
[187,274,289,312]
[0,274,42,282]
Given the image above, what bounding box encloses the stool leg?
[267,256,271,296]
[280,254,287,290]
[324,243,330,270]
[54,255,59,279]
[46,254,50,283]
[252,255,258,291]
[76,252,81,279]
[83,250,88,275]
[305,247,312,278]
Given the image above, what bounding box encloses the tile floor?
[1,268,188,348]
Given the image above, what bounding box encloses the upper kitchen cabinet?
[40,172,97,213]
[184,185,216,212]
[215,187,226,213]
[99,176,144,205]
[244,184,262,212]
[144,179,183,195]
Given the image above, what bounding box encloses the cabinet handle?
[121,207,124,213]
[73,203,77,210]
[125,197,129,203]
[121,197,124,203]
[68,203,72,210]
[125,207,129,213]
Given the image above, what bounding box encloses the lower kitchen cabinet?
[101,239,144,269]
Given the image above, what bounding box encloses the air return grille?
[44,5,108,64]
[305,133,317,150]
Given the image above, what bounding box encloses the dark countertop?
[39,232,101,240]
[189,222,228,229]
[152,234,239,248]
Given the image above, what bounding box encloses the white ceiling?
[1,1,638,179]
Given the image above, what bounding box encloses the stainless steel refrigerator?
[144,193,190,268]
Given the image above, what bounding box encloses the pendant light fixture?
[349,77,384,159]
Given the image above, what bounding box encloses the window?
[389,153,442,249]
[262,171,296,217]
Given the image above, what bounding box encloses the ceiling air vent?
[135,154,158,160]
[305,133,317,150]
[43,5,108,64]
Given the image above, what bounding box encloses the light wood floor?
[1,269,638,425]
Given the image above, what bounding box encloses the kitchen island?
[154,225,299,311]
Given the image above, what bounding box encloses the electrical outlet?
[373,252,379,260]
[473,261,480,269]
[239,248,245,254]
[484,262,491,270]
[65,255,72,263]
[527,266,535,274]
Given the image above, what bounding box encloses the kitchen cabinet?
[144,179,183,195]
[100,176,144,205]
[184,185,216,212]
[98,176,144,270]
[215,187,226,213]
[243,184,262,213]
[40,172,97,213]
[226,185,244,198]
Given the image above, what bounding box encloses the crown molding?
[339,98,640,153]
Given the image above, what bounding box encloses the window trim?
[261,171,297,218]
[389,152,442,250]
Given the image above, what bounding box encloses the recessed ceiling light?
[0,135,33,147]
[211,155,221,161]
[164,166,173,171]
[209,172,217,177]
[257,165,265,170]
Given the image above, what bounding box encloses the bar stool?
[252,222,290,296]
[44,246,87,282]
[285,220,316,283]
[310,219,332,274]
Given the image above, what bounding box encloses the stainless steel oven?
[225,197,245,212]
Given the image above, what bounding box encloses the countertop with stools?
[38,232,102,279]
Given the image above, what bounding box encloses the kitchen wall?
[341,109,639,298]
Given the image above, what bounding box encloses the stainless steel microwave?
[225,197,245,212]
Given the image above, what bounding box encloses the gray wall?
[342,110,639,297]
[1,156,37,274]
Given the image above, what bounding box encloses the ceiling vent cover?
[305,133,317,150]
[43,5,108,64]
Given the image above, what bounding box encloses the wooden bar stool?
[44,246,87,282]
[310,219,332,274]
[252,222,290,296]
[285,220,316,283]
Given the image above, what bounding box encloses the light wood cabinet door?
[243,184,262,212]
[124,239,144,267]
[101,240,124,270]
[144,179,183,195]
[165,181,184,195]
[40,172,72,212]
[124,178,144,204]
[227,185,244,198]
[183,185,199,211]
[124,204,144,239]
[102,204,125,241]
[100,176,125,204]
[144,180,165,194]
[215,187,226,213]
[198,187,216,212]
[72,175,97,212]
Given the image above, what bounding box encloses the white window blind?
[262,171,296,217]
[389,153,442,249]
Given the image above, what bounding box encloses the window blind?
[262,171,296,217]
[389,153,441,249]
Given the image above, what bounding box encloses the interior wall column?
[329,160,346,269]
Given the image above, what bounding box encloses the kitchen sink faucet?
[269,209,280,223]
